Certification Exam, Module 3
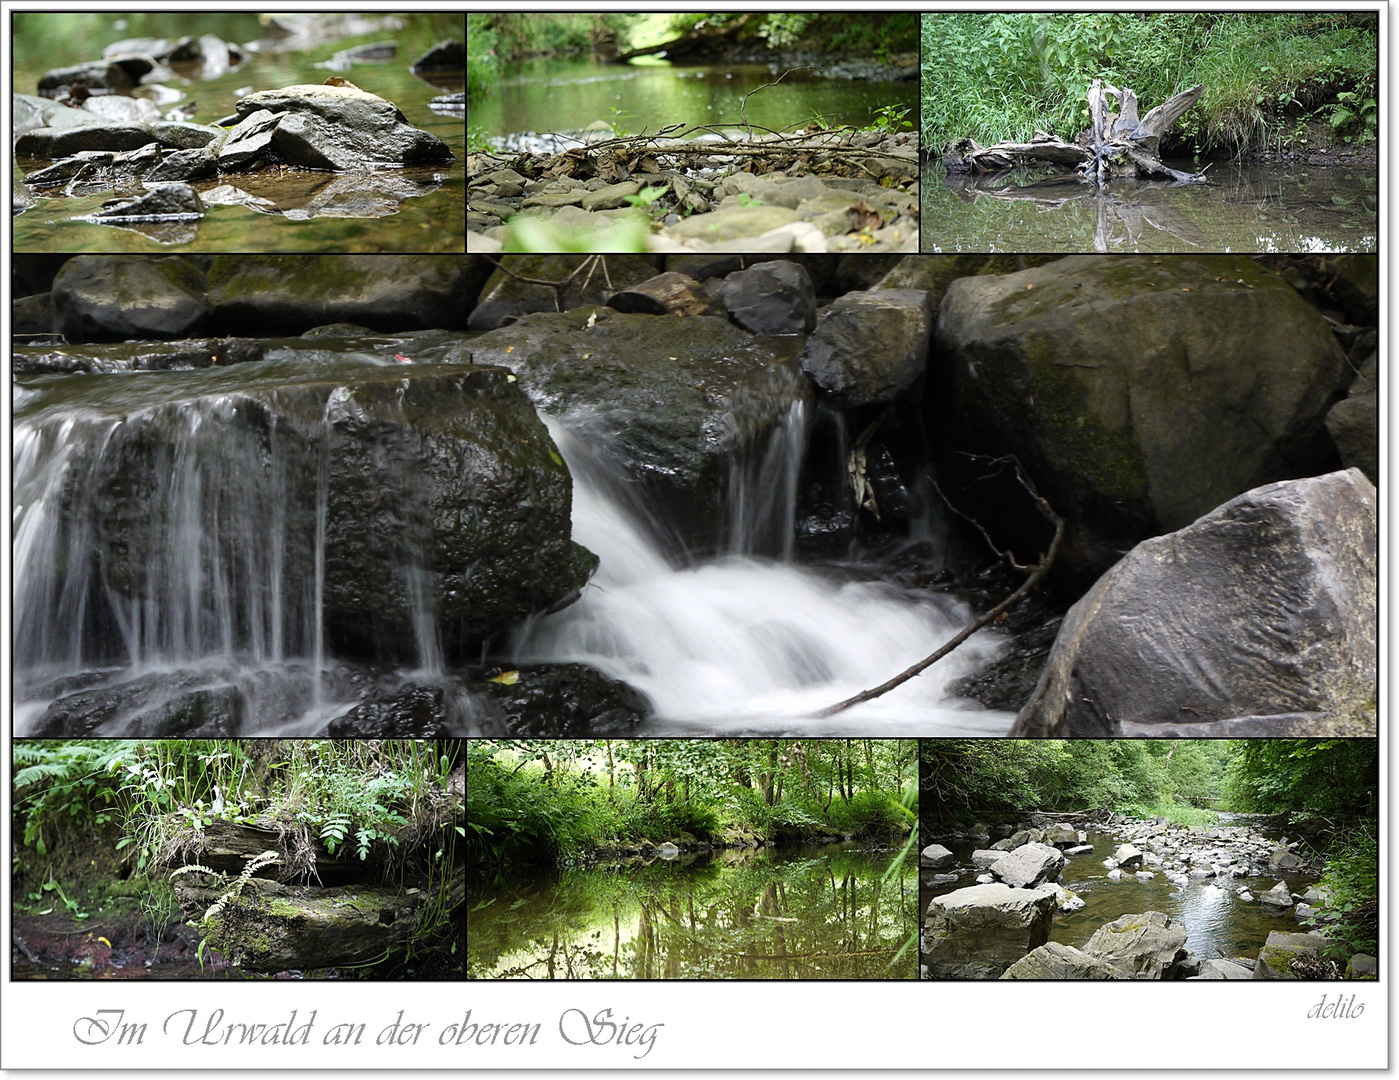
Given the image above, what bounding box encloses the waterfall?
[516,417,1011,734]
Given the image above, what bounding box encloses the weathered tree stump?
[944,79,1207,185]
[606,272,711,316]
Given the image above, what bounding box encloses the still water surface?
[921,161,1377,253]
[469,843,918,979]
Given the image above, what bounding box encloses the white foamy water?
[515,419,1014,735]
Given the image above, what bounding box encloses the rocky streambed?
[467,127,919,254]
[921,814,1376,980]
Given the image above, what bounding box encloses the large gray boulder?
[1258,881,1295,912]
[16,361,592,669]
[1254,931,1329,979]
[466,306,811,557]
[208,254,470,334]
[721,260,817,336]
[920,844,956,870]
[922,883,1058,979]
[233,84,454,168]
[798,288,934,406]
[1009,470,1377,737]
[936,255,1353,585]
[52,255,208,341]
[990,842,1065,888]
[1112,843,1144,868]
[1001,941,1125,980]
[1082,911,1190,979]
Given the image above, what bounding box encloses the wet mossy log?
[172,870,466,972]
[944,79,1206,184]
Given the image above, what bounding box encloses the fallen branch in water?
[813,455,1063,717]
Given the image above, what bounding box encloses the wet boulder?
[920,844,956,870]
[217,109,284,170]
[1326,351,1377,484]
[989,842,1064,888]
[1001,942,1124,980]
[1043,823,1080,846]
[466,306,812,556]
[468,254,659,331]
[721,260,817,336]
[922,883,1058,979]
[37,58,152,95]
[51,255,208,341]
[410,39,465,72]
[475,663,650,736]
[1081,911,1190,979]
[1258,881,1295,912]
[936,255,1353,586]
[799,288,934,407]
[208,254,471,334]
[23,363,591,667]
[326,683,467,736]
[231,84,454,169]
[14,337,262,375]
[1010,470,1378,738]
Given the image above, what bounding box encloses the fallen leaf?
[505,346,514,353]
[638,155,660,173]
[488,671,520,685]
[1026,283,1035,290]
[845,199,882,233]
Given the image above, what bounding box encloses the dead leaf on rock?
[845,199,882,233]
[637,154,660,174]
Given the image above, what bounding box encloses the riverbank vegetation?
[467,739,917,873]
[921,13,1378,156]
[923,738,1378,957]
[12,739,463,979]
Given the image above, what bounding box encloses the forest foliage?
[467,739,917,871]
[920,12,1378,153]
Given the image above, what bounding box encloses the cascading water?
[515,415,1013,735]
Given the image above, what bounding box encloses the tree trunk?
[943,80,1206,185]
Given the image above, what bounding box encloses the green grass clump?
[921,12,1377,154]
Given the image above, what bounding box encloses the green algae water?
[12,12,464,252]
[468,843,918,979]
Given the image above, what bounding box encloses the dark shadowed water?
[921,161,1377,253]
[468,843,918,979]
[12,12,464,252]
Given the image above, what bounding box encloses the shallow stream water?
[921,821,1319,963]
[12,12,464,252]
[468,842,918,979]
[921,160,1377,253]
[472,57,915,150]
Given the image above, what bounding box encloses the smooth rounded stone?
[582,181,641,212]
[990,843,1065,889]
[151,121,224,149]
[235,84,454,166]
[922,883,1058,979]
[88,182,205,222]
[1258,881,1295,912]
[1254,930,1329,979]
[937,254,1353,587]
[1112,844,1143,868]
[1134,870,1156,881]
[666,204,803,242]
[410,39,465,72]
[1002,941,1123,980]
[920,844,956,870]
[79,95,162,125]
[798,287,934,407]
[218,108,284,170]
[41,122,159,157]
[38,59,142,94]
[704,222,826,253]
[1326,351,1378,484]
[13,180,36,215]
[1010,469,1377,737]
[1347,953,1378,979]
[52,255,208,341]
[1082,911,1189,979]
[721,260,817,335]
[1192,958,1254,980]
[144,145,218,182]
[468,254,658,331]
[208,254,471,334]
[1107,868,1123,880]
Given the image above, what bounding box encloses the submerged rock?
[13,337,263,375]
[1010,469,1378,738]
[86,182,205,223]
